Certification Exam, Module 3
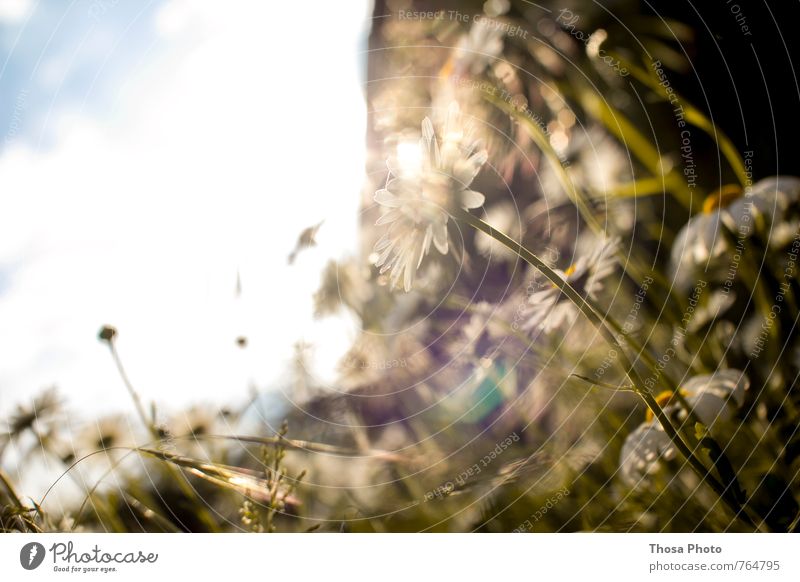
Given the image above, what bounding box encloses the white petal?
[379,249,399,272]
[421,117,435,142]
[386,177,418,198]
[529,288,558,305]
[376,209,402,225]
[433,222,449,254]
[469,148,488,167]
[421,117,441,170]
[404,257,415,292]
[386,156,402,178]
[374,234,392,251]
[453,149,488,186]
[432,135,441,170]
[374,189,402,207]
[421,226,433,264]
[444,102,461,138]
[461,189,485,209]
[439,141,460,172]
[390,249,407,288]
[375,241,396,266]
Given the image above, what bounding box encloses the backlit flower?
[619,369,748,490]
[678,369,748,425]
[373,103,488,291]
[618,421,677,490]
[5,387,61,440]
[522,237,618,332]
[449,18,505,77]
[76,415,138,462]
[671,177,800,288]
[164,405,230,459]
[166,405,224,440]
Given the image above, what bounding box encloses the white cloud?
[0,0,369,416]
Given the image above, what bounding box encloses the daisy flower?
[449,18,505,77]
[724,176,800,243]
[671,185,742,272]
[670,177,800,288]
[618,421,677,490]
[164,405,230,459]
[522,237,618,333]
[4,387,62,442]
[677,369,748,425]
[75,414,138,466]
[166,405,225,440]
[373,103,488,291]
[619,369,748,490]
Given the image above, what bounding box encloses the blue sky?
[1,0,164,153]
[0,0,370,418]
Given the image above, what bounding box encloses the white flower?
[522,237,618,332]
[671,186,742,272]
[726,176,800,242]
[679,369,748,425]
[373,103,488,291]
[6,387,62,439]
[618,421,677,490]
[451,18,505,77]
[75,414,138,465]
[683,288,736,334]
[670,177,800,288]
[619,369,749,490]
[79,415,135,451]
[166,405,224,440]
[484,0,511,17]
[164,405,231,459]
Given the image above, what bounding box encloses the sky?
[0,0,371,419]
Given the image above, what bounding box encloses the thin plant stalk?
[107,342,152,434]
[103,338,220,532]
[477,91,724,448]
[485,91,688,318]
[611,52,748,188]
[453,206,763,530]
[0,467,24,509]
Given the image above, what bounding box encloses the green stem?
[613,52,748,188]
[453,206,762,530]
[608,177,670,198]
[486,90,689,326]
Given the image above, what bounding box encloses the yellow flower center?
[702,184,742,214]
[645,389,688,422]
[439,56,455,79]
[550,263,577,290]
